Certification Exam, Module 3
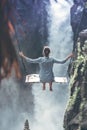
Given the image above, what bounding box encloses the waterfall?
[31,1,73,130]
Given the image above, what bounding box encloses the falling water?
[31,1,73,130]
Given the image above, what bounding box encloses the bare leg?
[42,83,46,90]
[49,82,53,91]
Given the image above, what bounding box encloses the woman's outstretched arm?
[53,53,74,64]
[19,52,41,63]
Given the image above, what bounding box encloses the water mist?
[32,1,73,130]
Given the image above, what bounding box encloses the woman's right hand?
[68,53,74,59]
[19,52,24,57]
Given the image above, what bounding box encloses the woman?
[19,46,73,91]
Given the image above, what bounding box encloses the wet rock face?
[70,0,87,44]
[64,3,87,129]
[64,32,87,130]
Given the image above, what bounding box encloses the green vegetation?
[67,40,87,111]
[80,98,86,111]
[69,40,87,88]
[67,87,80,111]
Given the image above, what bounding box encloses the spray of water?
[0,77,34,130]
[31,1,73,130]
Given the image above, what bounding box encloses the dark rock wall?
[64,38,87,130]
[70,0,87,48]
[64,1,87,130]
[0,0,22,79]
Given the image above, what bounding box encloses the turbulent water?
[0,77,34,130]
[31,1,73,130]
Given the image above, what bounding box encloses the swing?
[25,74,68,83]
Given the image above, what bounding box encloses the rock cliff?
[64,36,87,130]
[64,1,87,130]
[70,0,87,48]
